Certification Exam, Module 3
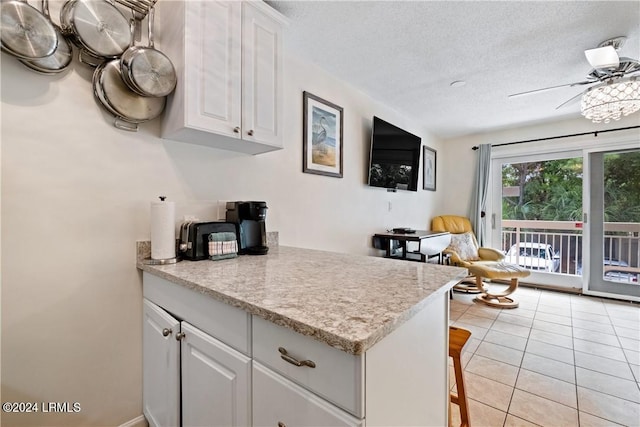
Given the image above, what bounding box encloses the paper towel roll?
[151,198,176,260]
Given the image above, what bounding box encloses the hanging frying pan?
[92,59,165,131]
[1,0,57,59]
[60,0,131,66]
[20,0,72,73]
[120,6,176,97]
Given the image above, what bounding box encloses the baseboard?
[119,415,148,427]
[492,279,582,295]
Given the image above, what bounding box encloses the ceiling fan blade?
[585,46,620,69]
[555,91,584,110]
[619,58,640,74]
[508,81,593,98]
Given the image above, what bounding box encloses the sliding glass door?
[492,144,640,301]
[491,151,584,290]
[585,148,640,299]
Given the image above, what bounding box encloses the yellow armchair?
[432,215,504,263]
[431,215,505,292]
[431,215,530,307]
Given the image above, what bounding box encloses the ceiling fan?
[508,36,640,111]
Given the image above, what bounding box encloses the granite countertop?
[137,245,467,355]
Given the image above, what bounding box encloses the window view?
[501,157,583,275]
[601,151,640,284]
[501,152,640,284]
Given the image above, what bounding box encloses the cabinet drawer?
[253,362,363,427]
[143,272,251,355]
[252,316,364,417]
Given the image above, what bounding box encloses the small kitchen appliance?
[179,221,236,260]
[225,201,269,255]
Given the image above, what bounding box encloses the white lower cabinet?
[143,299,180,427]
[143,299,251,427]
[142,273,449,426]
[252,362,363,427]
[181,322,251,427]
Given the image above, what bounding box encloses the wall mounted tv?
[367,116,421,192]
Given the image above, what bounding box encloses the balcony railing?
[501,220,640,278]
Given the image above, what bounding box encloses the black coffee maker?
[226,201,269,255]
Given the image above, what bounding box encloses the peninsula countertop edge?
[137,245,467,355]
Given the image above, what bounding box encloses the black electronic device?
[392,227,416,234]
[367,116,421,192]
[179,221,236,260]
[226,201,269,255]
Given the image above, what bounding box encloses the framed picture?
[303,91,343,178]
[423,146,437,191]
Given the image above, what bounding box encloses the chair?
[449,326,471,427]
[431,215,504,293]
[431,215,530,308]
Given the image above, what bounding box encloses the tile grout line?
[571,296,640,426]
[502,290,540,427]
[571,293,583,427]
[606,302,640,393]
[452,289,640,427]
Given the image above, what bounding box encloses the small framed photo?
[303,91,343,178]
[423,146,436,191]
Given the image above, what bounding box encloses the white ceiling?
[267,1,640,139]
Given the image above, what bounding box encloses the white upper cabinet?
[157,1,286,155]
[242,3,284,148]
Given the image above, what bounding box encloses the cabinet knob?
[175,332,186,341]
[233,126,240,133]
[278,347,316,368]
[247,129,254,136]
[162,328,172,337]
[277,423,286,427]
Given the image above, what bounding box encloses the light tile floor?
[449,286,640,427]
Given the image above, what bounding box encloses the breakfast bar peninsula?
[138,245,467,427]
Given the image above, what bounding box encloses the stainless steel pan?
[60,0,131,65]
[92,59,165,131]
[120,6,176,97]
[1,0,57,59]
[20,0,72,73]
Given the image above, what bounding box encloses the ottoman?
[466,262,530,308]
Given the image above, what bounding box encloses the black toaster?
[179,221,236,260]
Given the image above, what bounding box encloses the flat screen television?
[367,116,421,191]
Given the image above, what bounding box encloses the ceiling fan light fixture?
[585,46,620,69]
[581,78,640,123]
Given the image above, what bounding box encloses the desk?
[373,230,451,263]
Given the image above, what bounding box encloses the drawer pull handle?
[278,347,316,368]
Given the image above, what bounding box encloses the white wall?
[0,36,444,426]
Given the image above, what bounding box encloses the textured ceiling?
[267,1,640,139]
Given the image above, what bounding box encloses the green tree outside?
[502,151,640,223]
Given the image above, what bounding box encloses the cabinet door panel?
[143,300,180,427]
[242,2,283,147]
[253,363,363,427]
[186,0,241,136]
[181,322,251,427]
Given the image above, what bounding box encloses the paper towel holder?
[145,195,180,265]
[142,256,179,265]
